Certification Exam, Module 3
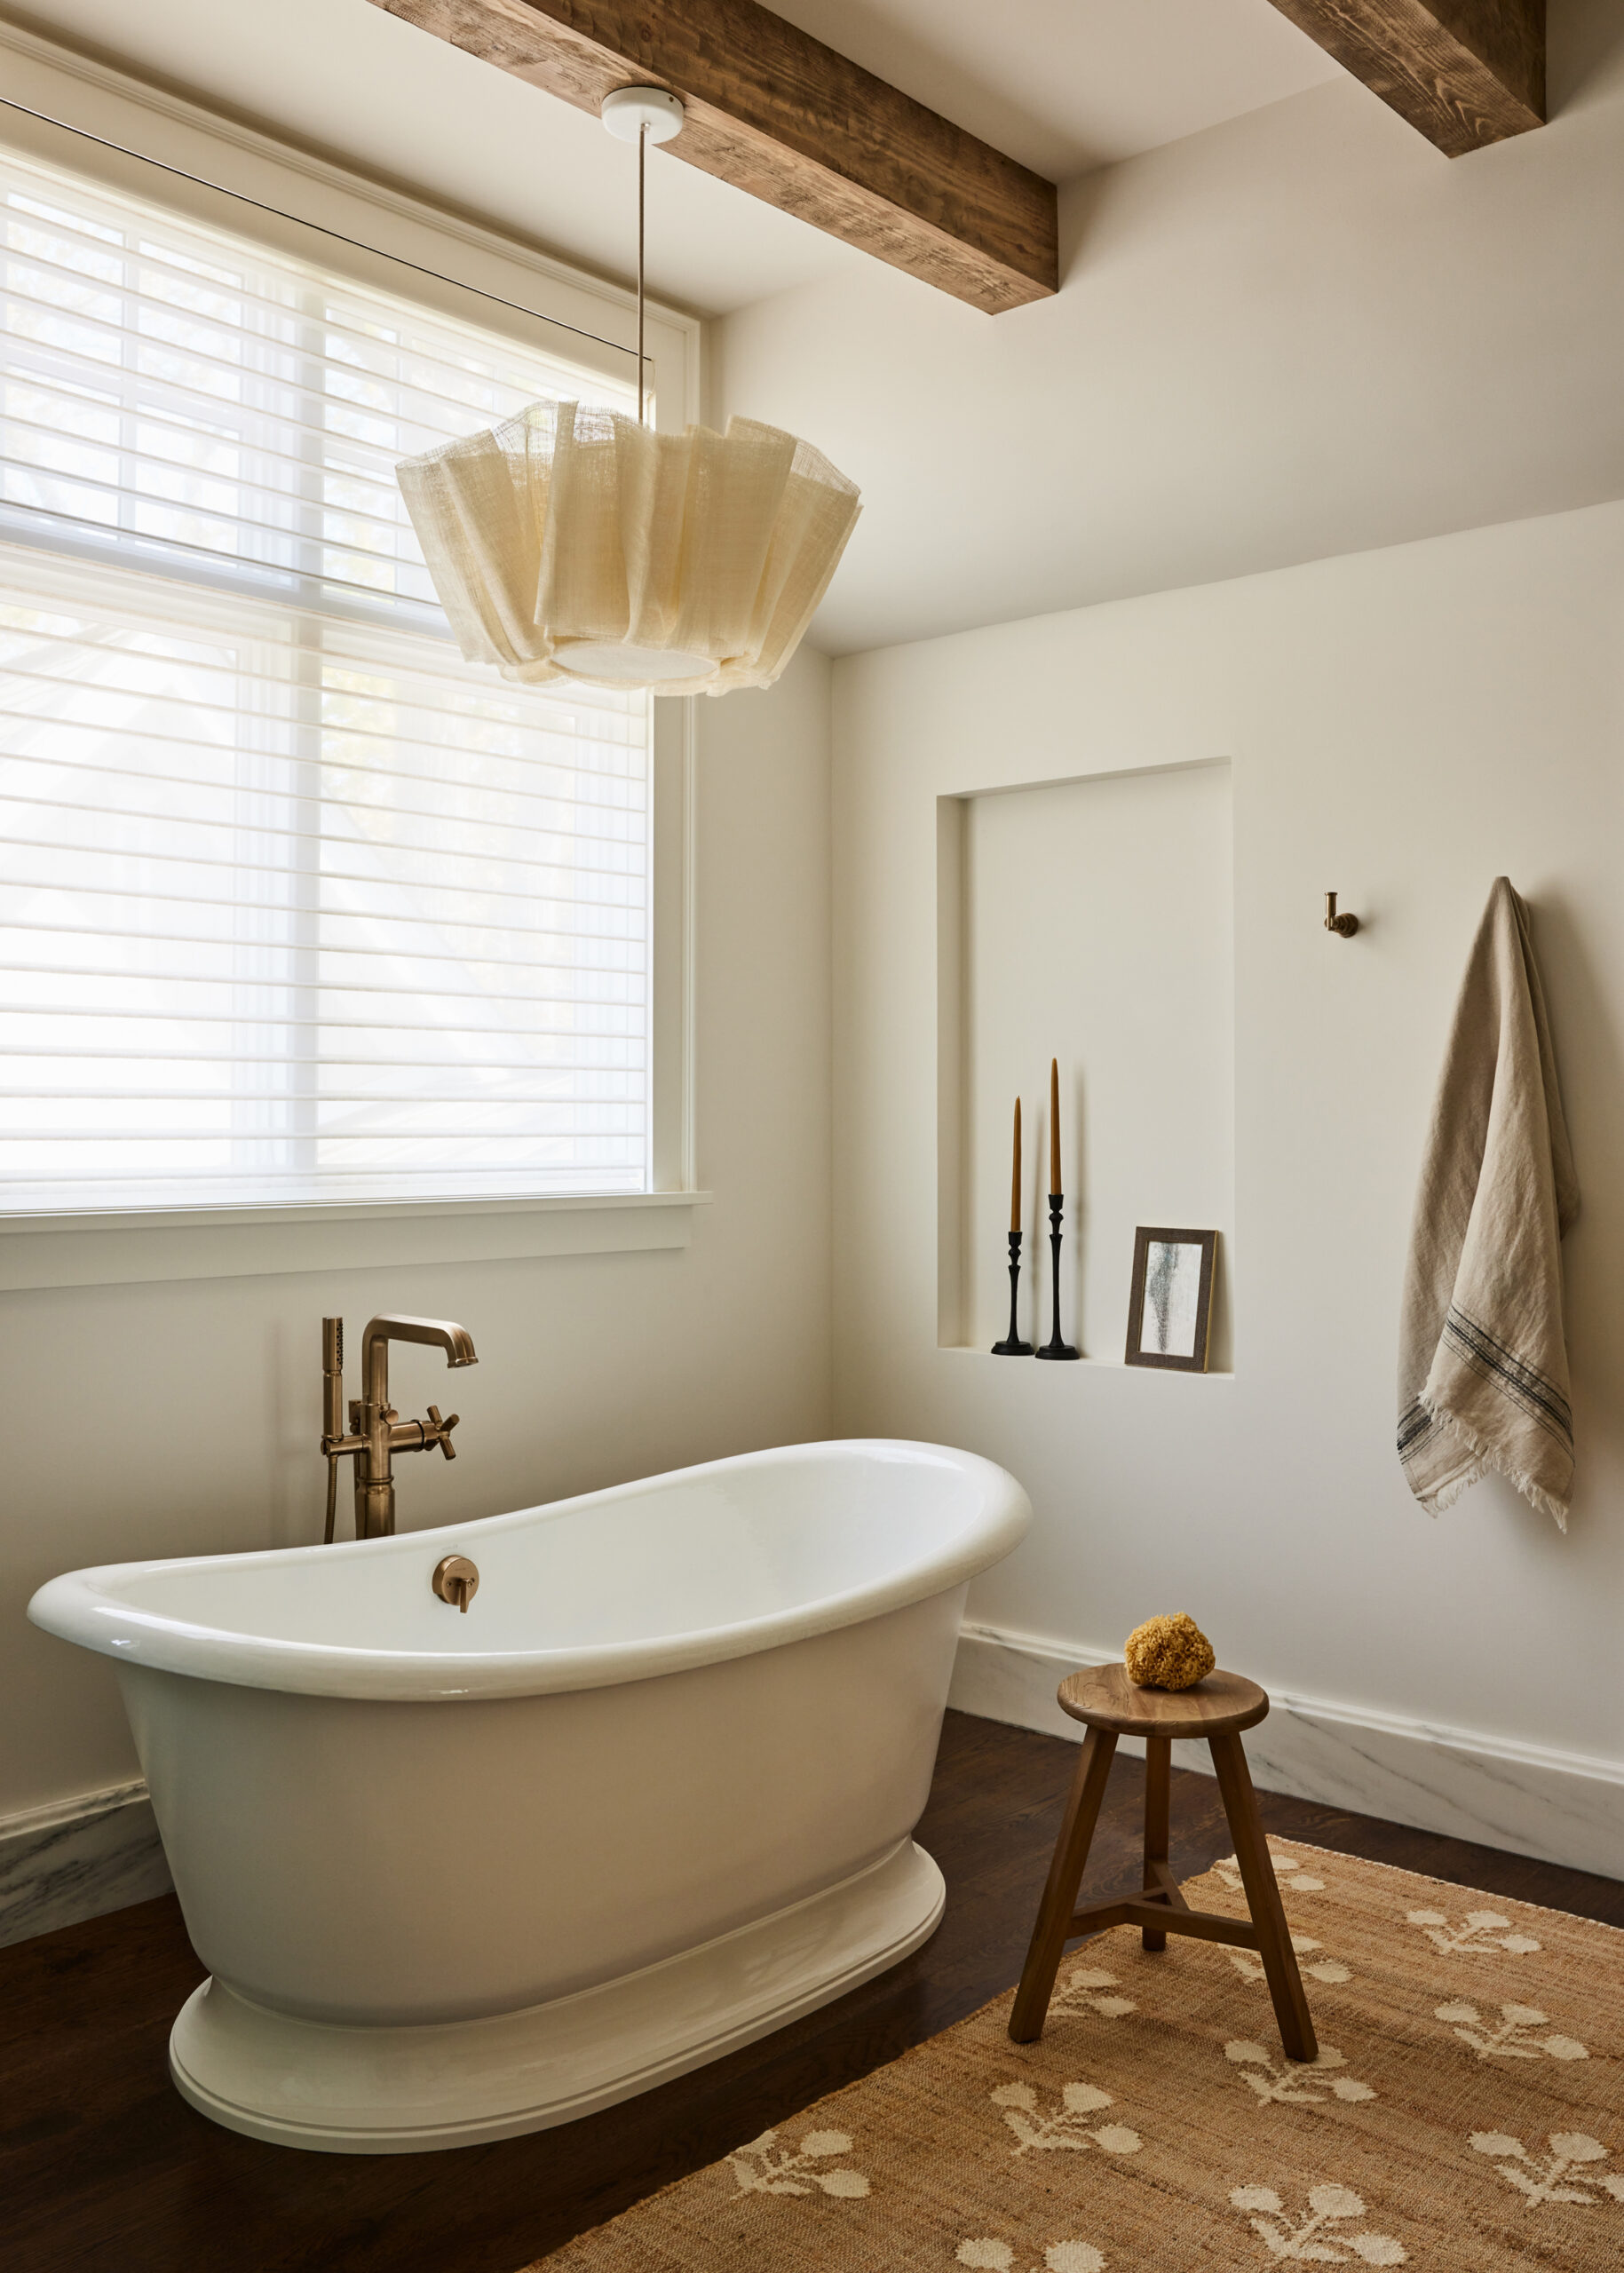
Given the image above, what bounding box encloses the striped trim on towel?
[1398,1309,1573,1474]
[1438,1306,1573,1453]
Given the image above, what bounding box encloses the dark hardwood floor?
[6,1709,1623,2272]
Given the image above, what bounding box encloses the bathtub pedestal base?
[170,1837,945,2153]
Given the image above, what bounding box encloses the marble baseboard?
[0,1779,172,1949]
[949,1622,1624,1883]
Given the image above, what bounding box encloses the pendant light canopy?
[396,88,861,698]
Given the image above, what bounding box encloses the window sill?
[0,1191,711,1292]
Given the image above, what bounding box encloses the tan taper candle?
[1049,1058,1061,1194]
[1009,1097,1022,1233]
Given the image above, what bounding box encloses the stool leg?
[1208,1730,1318,2063]
[1142,1735,1171,1952]
[1009,1728,1118,2043]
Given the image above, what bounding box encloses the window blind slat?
[0,150,651,1216]
[0,723,642,814]
[0,802,649,883]
[1,257,572,436]
[2,920,646,975]
[3,236,577,418]
[0,558,638,721]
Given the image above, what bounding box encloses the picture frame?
[1124,1227,1217,1372]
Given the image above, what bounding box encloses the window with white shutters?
[0,149,651,1213]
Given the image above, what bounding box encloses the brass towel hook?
[1324,891,1359,939]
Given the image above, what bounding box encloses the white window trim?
[0,19,706,1290]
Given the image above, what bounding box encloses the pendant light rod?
[601,87,685,426]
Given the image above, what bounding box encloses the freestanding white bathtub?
[29,1438,1029,2153]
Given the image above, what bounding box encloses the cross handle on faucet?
[426,1405,460,1461]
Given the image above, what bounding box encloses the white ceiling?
[7,0,1340,312]
[9,1,1622,660]
[718,6,1624,653]
[764,1,1341,179]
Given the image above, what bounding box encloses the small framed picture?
[1125,1227,1217,1372]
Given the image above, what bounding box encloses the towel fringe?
[1417,1391,1569,1531]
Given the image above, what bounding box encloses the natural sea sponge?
[1123,1612,1216,1691]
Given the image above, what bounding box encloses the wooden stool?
[1010,1664,1318,2063]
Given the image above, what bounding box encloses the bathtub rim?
[28,1437,1030,1703]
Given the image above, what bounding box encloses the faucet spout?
[361,1313,478,1398]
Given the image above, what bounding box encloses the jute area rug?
[527,1840,1624,2272]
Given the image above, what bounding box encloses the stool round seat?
[1057,1664,1269,1742]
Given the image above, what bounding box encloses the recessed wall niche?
[938,759,1233,1366]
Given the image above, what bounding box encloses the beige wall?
[4,650,833,1819]
[829,500,1624,1768]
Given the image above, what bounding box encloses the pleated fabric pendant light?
[397,89,861,697]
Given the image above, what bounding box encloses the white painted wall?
[4,651,833,1820]
[828,502,1624,1823]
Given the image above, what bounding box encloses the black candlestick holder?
[991,1229,1033,1355]
[1035,1192,1079,1359]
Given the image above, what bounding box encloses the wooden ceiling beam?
[367,0,1058,313]
[1264,0,1544,155]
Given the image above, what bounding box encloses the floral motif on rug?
[525,1840,1624,2271]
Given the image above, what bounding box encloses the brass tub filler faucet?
[321,1314,478,1541]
